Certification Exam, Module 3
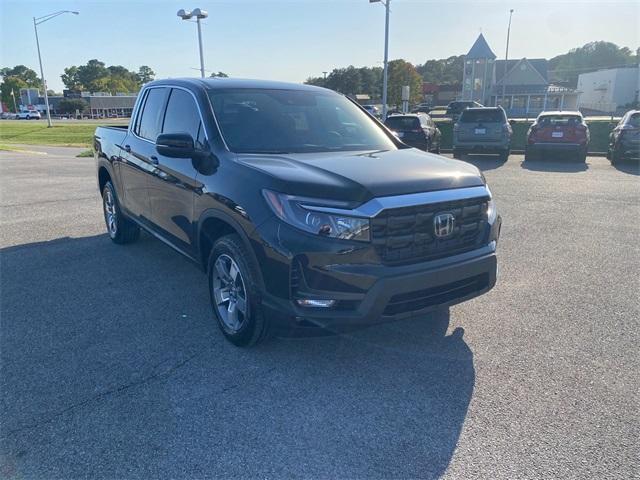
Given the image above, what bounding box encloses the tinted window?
[137,88,168,141]
[163,89,202,143]
[627,113,639,128]
[385,116,420,130]
[208,89,396,154]
[538,115,583,127]
[460,109,505,123]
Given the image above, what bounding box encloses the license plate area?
[474,128,486,135]
[552,131,564,138]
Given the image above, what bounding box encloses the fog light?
[296,299,336,308]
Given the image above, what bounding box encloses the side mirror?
[509,119,517,126]
[156,133,197,158]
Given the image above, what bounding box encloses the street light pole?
[382,0,390,120]
[196,15,205,78]
[178,8,209,78]
[501,8,514,109]
[33,10,79,127]
[369,0,391,120]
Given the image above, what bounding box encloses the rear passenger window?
[162,89,203,146]
[137,88,168,141]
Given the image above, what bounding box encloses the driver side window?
[162,88,205,149]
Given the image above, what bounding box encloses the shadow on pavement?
[460,154,508,171]
[1,233,474,479]
[520,159,588,172]
[612,160,640,176]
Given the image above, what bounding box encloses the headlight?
[487,198,497,223]
[263,190,370,242]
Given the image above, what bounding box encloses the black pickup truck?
[95,78,501,346]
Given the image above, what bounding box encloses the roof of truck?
[145,77,330,93]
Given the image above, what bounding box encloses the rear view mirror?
[156,133,196,158]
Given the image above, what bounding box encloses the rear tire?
[102,181,140,244]
[610,148,623,165]
[498,149,510,162]
[208,234,270,347]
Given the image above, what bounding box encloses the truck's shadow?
[521,158,589,172]
[1,233,473,479]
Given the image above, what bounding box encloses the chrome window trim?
[130,85,210,145]
[301,185,492,218]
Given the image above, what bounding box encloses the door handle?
[150,155,159,165]
[124,144,131,153]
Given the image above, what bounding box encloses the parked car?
[362,104,380,117]
[16,111,42,120]
[447,101,483,120]
[428,106,448,119]
[384,113,441,153]
[412,103,431,113]
[607,110,639,164]
[525,111,589,162]
[453,107,512,161]
[94,78,501,347]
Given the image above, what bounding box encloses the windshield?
[538,115,583,127]
[460,109,505,123]
[627,113,639,128]
[208,88,397,154]
[385,116,420,130]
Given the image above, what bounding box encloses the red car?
[525,111,589,162]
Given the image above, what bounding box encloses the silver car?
[453,107,513,161]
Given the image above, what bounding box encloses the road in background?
[1,149,638,479]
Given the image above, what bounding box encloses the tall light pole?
[501,8,514,108]
[370,0,390,120]
[178,8,209,78]
[33,10,79,127]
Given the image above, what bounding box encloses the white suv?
[17,111,42,120]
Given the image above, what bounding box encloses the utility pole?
[370,0,391,120]
[501,9,514,109]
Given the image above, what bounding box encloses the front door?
[146,87,205,256]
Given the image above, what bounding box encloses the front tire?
[102,181,140,244]
[208,234,270,347]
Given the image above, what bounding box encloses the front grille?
[371,196,489,265]
[383,274,489,316]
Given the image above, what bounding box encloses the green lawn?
[0,120,124,147]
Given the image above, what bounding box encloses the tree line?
[305,41,638,103]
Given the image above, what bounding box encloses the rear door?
[458,109,504,142]
[119,87,169,221]
[385,116,423,144]
[146,87,206,255]
[536,115,584,143]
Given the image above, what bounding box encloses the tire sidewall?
[102,182,119,240]
[207,235,264,346]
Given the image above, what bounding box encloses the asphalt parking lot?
[1,147,638,479]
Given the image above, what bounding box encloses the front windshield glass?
[208,88,397,154]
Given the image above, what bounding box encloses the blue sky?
[1,0,638,92]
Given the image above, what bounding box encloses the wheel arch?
[197,209,265,290]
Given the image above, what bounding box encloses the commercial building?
[577,66,639,114]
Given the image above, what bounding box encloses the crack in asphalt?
[2,350,201,440]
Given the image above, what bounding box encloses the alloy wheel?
[103,189,117,237]
[212,254,248,333]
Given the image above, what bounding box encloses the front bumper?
[253,212,501,332]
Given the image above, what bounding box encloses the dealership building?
[19,89,138,117]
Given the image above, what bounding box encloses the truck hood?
[235,148,485,203]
